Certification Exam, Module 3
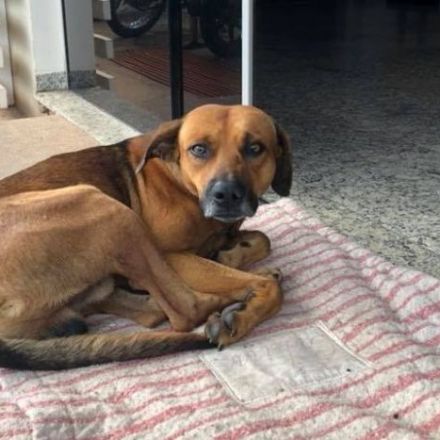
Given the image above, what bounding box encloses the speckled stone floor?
[255,0,440,277]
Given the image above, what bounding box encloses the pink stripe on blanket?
[1,198,439,440]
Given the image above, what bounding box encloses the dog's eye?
[189,144,210,159]
[244,143,264,158]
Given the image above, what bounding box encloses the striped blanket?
[1,198,439,439]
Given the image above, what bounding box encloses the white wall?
[5,0,71,114]
[5,0,40,115]
[5,0,96,114]
[29,0,67,76]
[0,0,14,105]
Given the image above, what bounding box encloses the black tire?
[199,0,241,58]
[108,0,166,38]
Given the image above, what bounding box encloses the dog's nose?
[211,180,246,205]
[201,178,257,221]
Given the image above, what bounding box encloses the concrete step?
[94,33,114,59]
[93,0,111,20]
[37,87,162,145]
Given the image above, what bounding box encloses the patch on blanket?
[201,322,371,405]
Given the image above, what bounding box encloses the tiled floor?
[0,107,22,121]
[255,0,440,277]
[0,114,96,178]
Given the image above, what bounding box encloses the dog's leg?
[68,276,166,328]
[95,289,166,328]
[69,277,116,313]
[88,230,275,332]
[166,252,283,347]
[111,209,251,332]
[0,186,229,338]
[215,230,272,269]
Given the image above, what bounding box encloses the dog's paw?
[205,301,249,349]
[252,267,283,282]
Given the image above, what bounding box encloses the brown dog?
[0,104,292,370]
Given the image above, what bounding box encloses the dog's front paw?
[252,267,283,282]
[205,301,250,349]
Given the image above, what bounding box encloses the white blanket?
[1,199,439,439]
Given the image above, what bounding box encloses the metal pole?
[168,0,184,118]
[242,0,254,105]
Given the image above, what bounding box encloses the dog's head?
[137,104,292,223]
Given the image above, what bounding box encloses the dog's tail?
[0,331,213,370]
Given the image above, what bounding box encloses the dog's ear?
[271,123,293,196]
[135,118,182,173]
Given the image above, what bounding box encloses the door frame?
[0,0,14,107]
[242,0,254,105]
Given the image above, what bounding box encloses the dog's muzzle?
[200,178,258,223]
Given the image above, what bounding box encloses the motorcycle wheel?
[200,0,241,58]
[108,0,166,38]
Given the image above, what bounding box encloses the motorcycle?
[107,0,241,58]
